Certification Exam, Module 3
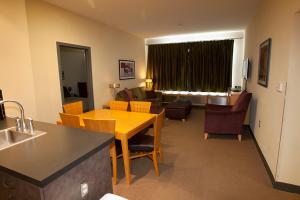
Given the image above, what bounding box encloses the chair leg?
[238,134,242,142]
[152,151,160,176]
[110,141,117,185]
[159,145,164,163]
[204,133,209,140]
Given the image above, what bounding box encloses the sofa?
[115,87,162,106]
[114,87,163,114]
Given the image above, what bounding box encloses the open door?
[57,42,94,112]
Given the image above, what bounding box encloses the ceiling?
[43,0,260,38]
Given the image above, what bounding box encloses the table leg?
[121,136,131,184]
[153,117,160,175]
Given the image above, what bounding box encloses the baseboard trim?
[246,125,300,194]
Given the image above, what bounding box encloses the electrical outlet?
[259,120,261,128]
[81,182,88,199]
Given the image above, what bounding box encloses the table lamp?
[145,79,152,90]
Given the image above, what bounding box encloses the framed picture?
[119,60,135,80]
[258,38,272,87]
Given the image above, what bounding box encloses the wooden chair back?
[63,101,83,115]
[130,101,151,113]
[109,101,128,111]
[59,112,81,128]
[154,109,165,150]
[83,118,118,184]
[83,118,116,134]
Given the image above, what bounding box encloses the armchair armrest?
[154,91,162,98]
[205,104,232,111]
[145,90,162,99]
[205,109,244,115]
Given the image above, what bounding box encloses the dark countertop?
[0,118,114,187]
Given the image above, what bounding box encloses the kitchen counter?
[0,118,114,187]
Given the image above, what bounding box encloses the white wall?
[0,0,146,123]
[0,0,37,118]
[145,31,245,88]
[26,0,146,123]
[232,38,244,87]
[244,0,300,185]
[276,12,300,185]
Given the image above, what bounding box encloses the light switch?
[276,82,284,93]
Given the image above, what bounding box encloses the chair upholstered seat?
[115,140,123,155]
[128,134,154,152]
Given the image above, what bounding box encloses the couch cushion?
[131,87,146,99]
[115,90,126,100]
[124,88,134,101]
[145,90,156,99]
[139,88,147,99]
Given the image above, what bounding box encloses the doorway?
[57,42,94,112]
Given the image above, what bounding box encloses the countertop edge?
[0,137,113,187]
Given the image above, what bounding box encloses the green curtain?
[146,40,234,92]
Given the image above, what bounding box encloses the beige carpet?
[113,108,300,200]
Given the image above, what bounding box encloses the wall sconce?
[109,83,120,89]
[145,79,153,90]
[109,83,120,98]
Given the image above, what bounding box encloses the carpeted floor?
[113,108,300,200]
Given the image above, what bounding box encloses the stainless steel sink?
[0,127,46,150]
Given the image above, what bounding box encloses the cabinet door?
[0,171,42,200]
[43,147,112,200]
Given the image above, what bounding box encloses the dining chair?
[59,112,81,128]
[82,118,120,185]
[128,108,165,176]
[130,101,151,113]
[63,101,83,115]
[109,101,129,111]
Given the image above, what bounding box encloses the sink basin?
[0,127,46,150]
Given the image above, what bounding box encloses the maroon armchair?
[204,91,252,142]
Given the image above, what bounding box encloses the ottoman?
[165,99,192,121]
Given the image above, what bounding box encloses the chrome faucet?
[0,100,29,133]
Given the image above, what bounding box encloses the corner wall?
[244,0,300,185]
[1,0,146,123]
[25,0,146,122]
[277,11,300,186]
[0,0,37,118]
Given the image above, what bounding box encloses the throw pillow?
[124,88,134,101]
[132,88,143,99]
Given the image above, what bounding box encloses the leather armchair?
[204,91,252,141]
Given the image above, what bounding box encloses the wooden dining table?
[57,109,157,184]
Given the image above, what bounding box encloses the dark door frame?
[56,42,95,111]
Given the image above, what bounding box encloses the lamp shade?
[145,79,152,83]
[109,83,120,89]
